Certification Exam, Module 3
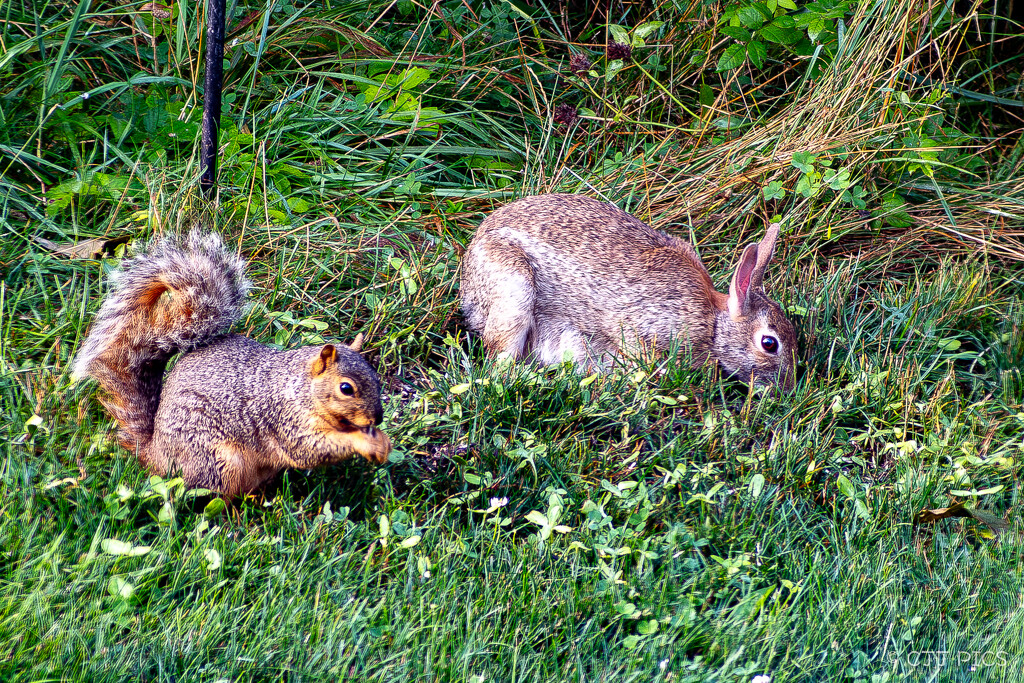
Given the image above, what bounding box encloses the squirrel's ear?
[311,344,337,376]
[728,243,759,319]
[348,333,364,353]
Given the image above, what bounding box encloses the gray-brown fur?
[461,194,797,389]
[74,232,391,497]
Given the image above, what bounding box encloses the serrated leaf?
[777,0,797,8]
[652,395,678,405]
[760,22,802,44]
[579,373,599,388]
[379,515,390,539]
[807,15,826,41]
[747,40,767,68]
[720,26,752,41]
[737,6,767,28]
[937,338,961,351]
[715,43,747,71]
[881,192,913,228]
[400,535,422,548]
[449,383,471,394]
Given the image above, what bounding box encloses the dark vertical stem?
[200,0,226,198]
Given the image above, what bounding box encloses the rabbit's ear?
[749,223,780,290]
[728,243,759,318]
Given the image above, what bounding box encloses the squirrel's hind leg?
[462,239,536,359]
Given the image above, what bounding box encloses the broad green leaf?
[605,59,625,82]
[881,192,913,228]
[749,473,766,499]
[716,43,747,71]
[638,619,659,635]
[836,474,856,499]
[204,498,227,518]
[760,22,802,44]
[525,510,549,527]
[791,150,817,172]
[721,26,752,41]
[699,83,715,105]
[107,577,135,599]
[400,535,422,548]
[632,21,664,40]
[102,539,133,555]
[608,24,631,45]
[763,180,786,200]
[807,15,827,41]
[747,40,767,68]
[738,6,767,28]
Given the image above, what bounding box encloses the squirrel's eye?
[339,382,355,396]
[761,335,779,354]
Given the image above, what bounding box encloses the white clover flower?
[482,497,510,514]
[752,675,771,683]
[659,659,668,671]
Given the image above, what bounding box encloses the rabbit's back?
[462,194,720,366]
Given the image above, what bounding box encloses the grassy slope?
[2,0,1024,681]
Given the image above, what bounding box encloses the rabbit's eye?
[339,382,355,396]
[761,336,779,354]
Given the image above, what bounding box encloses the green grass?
[2,0,1024,680]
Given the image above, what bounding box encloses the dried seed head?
[606,42,632,60]
[568,53,593,76]
[553,104,579,128]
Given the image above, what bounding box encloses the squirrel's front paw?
[359,427,392,465]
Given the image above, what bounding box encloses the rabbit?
[460,193,797,390]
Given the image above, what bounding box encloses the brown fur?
[460,194,797,389]
[74,232,391,497]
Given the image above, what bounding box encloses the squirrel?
[72,231,392,497]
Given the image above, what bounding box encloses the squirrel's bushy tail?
[73,231,250,452]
